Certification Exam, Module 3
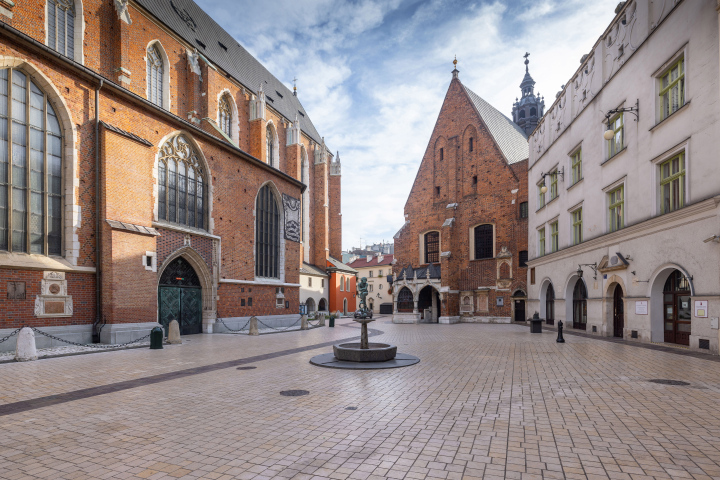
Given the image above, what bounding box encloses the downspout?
[92,79,104,343]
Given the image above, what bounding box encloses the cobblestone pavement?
[2,319,720,480]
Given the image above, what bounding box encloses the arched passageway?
[158,256,203,335]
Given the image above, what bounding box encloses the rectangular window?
[530,267,536,285]
[474,224,493,260]
[571,149,582,185]
[607,113,624,158]
[435,186,440,196]
[572,208,582,245]
[472,175,477,185]
[379,270,383,276]
[369,284,373,292]
[537,184,545,208]
[520,202,528,219]
[608,186,624,232]
[241,298,245,306]
[549,171,558,200]
[248,297,252,306]
[308,277,312,287]
[660,153,685,213]
[439,148,443,160]
[538,228,545,256]
[321,279,324,288]
[346,278,350,291]
[469,137,474,152]
[340,276,344,291]
[519,251,528,268]
[425,231,439,263]
[369,271,373,277]
[550,221,558,253]
[659,58,684,121]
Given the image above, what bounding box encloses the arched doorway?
[318,298,327,312]
[418,285,440,322]
[306,297,316,314]
[663,270,691,345]
[368,299,374,312]
[343,298,348,315]
[545,284,555,325]
[513,290,526,322]
[158,257,202,335]
[613,285,624,337]
[397,287,414,312]
[572,279,587,330]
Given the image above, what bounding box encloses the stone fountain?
[310,277,419,369]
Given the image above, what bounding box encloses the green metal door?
[158,256,203,335]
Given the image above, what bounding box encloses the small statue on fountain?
[354,277,373,320]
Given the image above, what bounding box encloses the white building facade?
[527,0,720,353]
[299,263,329,316]
[347,255,394,314]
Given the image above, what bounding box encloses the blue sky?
[196,0,619,251]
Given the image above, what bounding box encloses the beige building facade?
[347,255,394,314]
[527,0,720,353]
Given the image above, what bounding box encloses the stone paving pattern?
[2,319,720,479]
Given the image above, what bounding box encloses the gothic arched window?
[255,184,279,278]
[47,0,75,59]
[266,124,275,167]
[0,69,63,255]
[158,134,207,230]
[147,44,164,107]
[219,95,232,137]
[474,224,493,259]
[397,287,414,312]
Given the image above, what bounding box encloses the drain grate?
[345,407,358,411]
[648,379,690,386]
[280,390,309,397]
[236,366,257,370]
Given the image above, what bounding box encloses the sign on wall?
[635,301,648,315]
[282,194,301,243]
[695,300,708,318]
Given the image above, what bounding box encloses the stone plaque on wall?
[44,301,66,315]
[282,193,301,243]
[477,291,489,312]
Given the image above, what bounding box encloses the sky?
[195,0,620,252]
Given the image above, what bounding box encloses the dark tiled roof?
[462,84,529,164]
[134,0,323,143]
[326,257,357,274]
[106,220,160,236]
[397,264,441,280]
[347,254,394,268]
[300,262,328,277]
[100,121,152,146]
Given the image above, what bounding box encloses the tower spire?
[512,52,544,136]
[452,55,459,79]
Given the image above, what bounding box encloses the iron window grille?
[397,287,413,312]
[425,231,439,263]
[158,134,207,230]
[0,69,63,255]
[255,184,280,278]
[519,202,528,219]
[474,225,493,260]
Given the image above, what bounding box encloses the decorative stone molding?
[34,271,73,318]
[187,48,201,79]
[286,114,301,146]
[314,137,327,164]
[330,151,341,176]
[249,83,266,121]
[114,0,132,24]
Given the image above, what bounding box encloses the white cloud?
[197,0,621,251]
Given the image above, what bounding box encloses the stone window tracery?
[219,95,232,137]
[47,0,75,59]
[0,68,63,255]
[255,184,279,278]
[158,134,206,230]
[147,44,164,107]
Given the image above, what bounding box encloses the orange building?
[326,258,357,315]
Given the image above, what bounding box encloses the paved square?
[2,319,720,480]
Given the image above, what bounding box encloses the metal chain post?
[31,327,151,349]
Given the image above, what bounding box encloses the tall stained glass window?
[47,0,75,59]
[255,184,279,278]
[0,69,63,255]
[147,44,164,107]
[157,134,206,230]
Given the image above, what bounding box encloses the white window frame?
[653,44,689,125]
[145,40,171,110]
[419,229,441,265]
[650,140,689,217]
[45,0,85,64]
[602,176,627,233]
[469,223,496,261]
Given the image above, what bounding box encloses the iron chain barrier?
[31,327,152,349]
[215,316,251,333]
[216,315,323,334]
[0,328,21,345]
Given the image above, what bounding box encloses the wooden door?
[613,286,624,337]
[514,299,525,322]
[663,270,691,345]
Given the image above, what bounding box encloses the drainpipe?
[92,79,104,343]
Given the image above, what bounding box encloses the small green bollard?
[150,326,164,349]
[329,316,335,328]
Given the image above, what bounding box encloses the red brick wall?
[0,269,95,328]
[329,173,342,260]
[217,283,299,318]
[394,77,528,318]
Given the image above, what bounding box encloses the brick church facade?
[0,0,341,347]
[392,62,530,324]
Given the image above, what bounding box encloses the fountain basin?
[333,343,397,362]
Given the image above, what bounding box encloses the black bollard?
[556,320,565,343]
[150,326,164,349]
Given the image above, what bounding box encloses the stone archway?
[648,264,694,343]
[158,246,216,333]
[565,273,587,330]
[306,297,316,313]
[417,285,440,322]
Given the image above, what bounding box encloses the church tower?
[512,53,544,136]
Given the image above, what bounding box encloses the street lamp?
[603,100,639,141]
[539,168,564,194]
[577,263,598,280]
